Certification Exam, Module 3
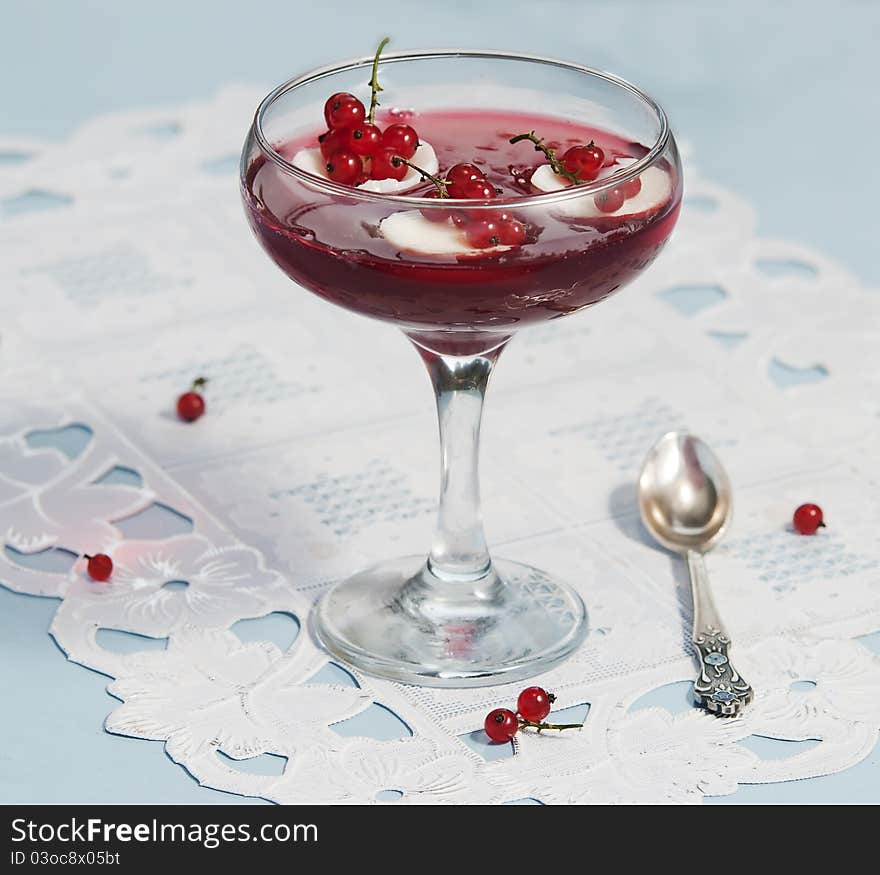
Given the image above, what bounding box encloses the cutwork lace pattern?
[1,89,879,803]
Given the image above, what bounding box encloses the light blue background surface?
[1,0,878,804]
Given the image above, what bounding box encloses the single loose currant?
[484,708,519,743]
[793,503,825,535]
[85,553,113,582]
[517,686,556,723]
[177,377,207,422]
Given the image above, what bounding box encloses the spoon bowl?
[638,432,732,554]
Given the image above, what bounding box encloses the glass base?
[312,556,587,688]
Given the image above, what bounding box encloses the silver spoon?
[638,432,753,716]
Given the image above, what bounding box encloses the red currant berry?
[324,92,365,129]
[562,143,604,181]
[517,686,555,722]
[793,503,825,535]
[381,124,419,159]
[460,178,496,200]
[318,128,348,160]
[419,190,451,223]
[594,187,625,214]
[585,142,605,169]
[177,391,205,422]
[497,217,526,246]
[465,218,503,248]
[446,163,485,188]
[85,553,113,582]
[622,175,642,199]
[346,123,383,157]
[450,211,470,228]
[484,708,519,743]
[370,147,408,181]
[447,164,486,197]
[483,209,520,226]
[325,149,361,185]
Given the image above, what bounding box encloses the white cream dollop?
[379,210,511,257]
[530,158,671,219]
[291,141,439,194]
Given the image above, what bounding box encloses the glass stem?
[414,341,506,583]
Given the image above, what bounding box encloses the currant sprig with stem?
[367,36,390,124]
[177,376,208,422]
[509,130,588,185]
[520,718,582,734]
[485,688,584,744]
[391,155,451,198]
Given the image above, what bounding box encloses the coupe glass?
[241,50,682,686]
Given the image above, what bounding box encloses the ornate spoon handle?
[686,550,753,716]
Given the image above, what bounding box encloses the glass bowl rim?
[251,48,673,209]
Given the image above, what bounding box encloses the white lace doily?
[2,87,879,804]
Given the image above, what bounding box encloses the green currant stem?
[391,155,450,198]
[191,377,208,392]
[509,130,588,185]
[519,719,582,733]
[367,37,390,124]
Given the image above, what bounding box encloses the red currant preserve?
[244,109,681,353]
